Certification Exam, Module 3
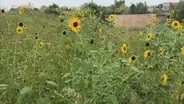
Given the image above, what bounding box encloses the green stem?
[33,40,38,70]
[13,36,18,76]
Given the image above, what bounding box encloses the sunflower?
[167,15,171,19]
[161,73,168,85]
[98,28,102,36]
[39,42,44,48]
[144,50,151,58]
[16,26,23,35]
[181,46,184,55]
[171,10,175,14]
[152,14,156,19]
[128,56,136,63]
[182,28,184,33]
[90,39,94,44]
[35,33,38,39]
[68,17,81,32]
[148,20,153,24]
[171,20,181,29]
[115,48,120,54]
[178,25,182,31]
[72,11,77,16]
[1,9,5,13]
[156,18,160,23]
[19,5,24,15]
[109,14,115,19]
[166,18,171,23]
[160,48,164,55]
[121,44,127,54]
[55,8,59,12]
[19,22,24,27]
[106,14,115,22]
[146,33,152,40]
[146,22,152,27]
[145,42,150,47]
[63,31,66,35]
[23,25,27,29]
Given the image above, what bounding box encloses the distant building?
[158,2,177,12]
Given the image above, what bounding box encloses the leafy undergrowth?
[0,8,184,104]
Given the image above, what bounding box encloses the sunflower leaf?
[46,81,58,87]
[20,86,32,95]
[131,66,144,73]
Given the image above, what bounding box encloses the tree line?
[9,0,184,21]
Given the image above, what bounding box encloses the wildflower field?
[0,6,184,104]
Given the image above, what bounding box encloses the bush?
[44,3,60,15]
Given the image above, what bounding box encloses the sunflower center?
[19,23,23,27]
[123,47,127,50]
[174,23,178,27]
[148,52,151,56]
[90,39,94,44]
[63,31,66,35]
[131,56,136,61]
[146,43,150,46]
[73,22,78,27]
[1,9,5,13]
[167,15,171,19]
[18,29,21,32]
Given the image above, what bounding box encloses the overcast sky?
[0,0,180,9]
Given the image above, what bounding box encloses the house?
[158,2,178,12]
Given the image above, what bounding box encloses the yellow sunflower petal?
[16,26,24,35]
[68,17,81,32]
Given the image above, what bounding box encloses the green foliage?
[81,0,129,19]
[114,0,125,8]
[129,2,148,14]
[44,3,60,15]
[175,1,184,21]
[152,7,163,14]
[129,4,136,14]
[136,2,148,14]
[0,3,184,104]
[82,2,103,18]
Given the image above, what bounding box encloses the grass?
[0,8,184,104]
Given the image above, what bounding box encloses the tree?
[135,2,148,14]
[113,0,129,14]
[129,2,148,14]
[114,0,125,8]
[152,6,163,14]
[115,5,129,14]
[49,3,59,9]
[44,3,60,15]
[175,1,184,21]
[81,2,103,17]
[129,4,136,14]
